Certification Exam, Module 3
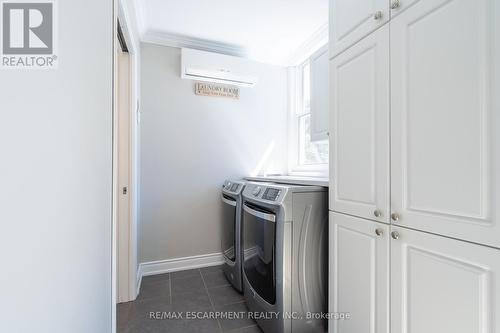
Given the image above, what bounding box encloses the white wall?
[0,1,113,332]
[139,43,287,262]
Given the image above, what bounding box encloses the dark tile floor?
[117,265,262,333]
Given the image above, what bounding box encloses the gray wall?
[139,44,288,262]
[0,1,113,332]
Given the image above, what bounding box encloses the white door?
[310,45,330,142]
[330,25,390,223]
[391,226,500,333]
[117,46,131,303]
[329,0,388,57]
[329,212,390,333]
[391,0,500,248]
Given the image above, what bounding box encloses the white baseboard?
[136,252,224,292]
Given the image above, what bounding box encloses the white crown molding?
[287,22,329,66]
[131,0,326,65]
[142,30,248,58]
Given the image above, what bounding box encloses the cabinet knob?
[391,213,400,222]
[391,0,401,9]
[375,228,384,236]
[373,11,383,20]
[373,209,382,218]
[391,231,400,240]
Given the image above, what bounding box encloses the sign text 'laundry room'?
[195,82,240,99]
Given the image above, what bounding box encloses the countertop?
[245,175,329,187]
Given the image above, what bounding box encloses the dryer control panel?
[223,180,245,195]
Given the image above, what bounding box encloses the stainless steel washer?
[242,182,328,333]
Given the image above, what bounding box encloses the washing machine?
[242,182,328,333]
[221,180,247,292]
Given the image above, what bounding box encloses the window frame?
[287,59,329,177]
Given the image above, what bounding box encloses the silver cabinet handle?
[375,228,384,236]
[374,210,382,218]
[391,213,400,222]
[373,11,383,20]
[391,0,401,9]
[391,231,400,240]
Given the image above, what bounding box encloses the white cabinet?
[329,0,388,57]
[329,0,500,332]
[329,212,389,333]
[329,25,390,224]
[390,0,500,248]
[310,45,330,142]
[391,226,500,333]
[330,213,500,333]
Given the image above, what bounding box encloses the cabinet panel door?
[391,0,500,247]
[330,25,390,223]
[329,0,388,57]
[391,226,500,333]
[329,212,389,333]
[310,45,330,142]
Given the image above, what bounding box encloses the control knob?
[252,187,262,196]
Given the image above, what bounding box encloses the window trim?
[287,60,329,177]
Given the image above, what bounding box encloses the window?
[289,60,329,176]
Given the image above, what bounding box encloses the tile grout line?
[221,300,256,332]
[199,268,224,333]
[227,324,259,332]
[222,300,246,307]
[169,273,172,304]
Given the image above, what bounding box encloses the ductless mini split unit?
[181,48,258,87]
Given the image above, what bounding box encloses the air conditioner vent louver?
[181,48,258,87]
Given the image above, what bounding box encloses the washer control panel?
[243,183,288,204]
[262,188,281,201]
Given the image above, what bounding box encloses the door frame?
[113,0,140,310]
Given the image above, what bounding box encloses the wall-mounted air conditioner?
[181,48,258,87]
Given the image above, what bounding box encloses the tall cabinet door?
[330,25,390,223]
[391,226,500,333]
[329,212,390,333]
[329,0,389,57]
[391,0,500,248]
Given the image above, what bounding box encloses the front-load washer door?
[222,194,237,262]
[243,202,276,305]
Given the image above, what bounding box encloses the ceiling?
[136,0,329,65]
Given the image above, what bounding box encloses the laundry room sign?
[195,82,240,99]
